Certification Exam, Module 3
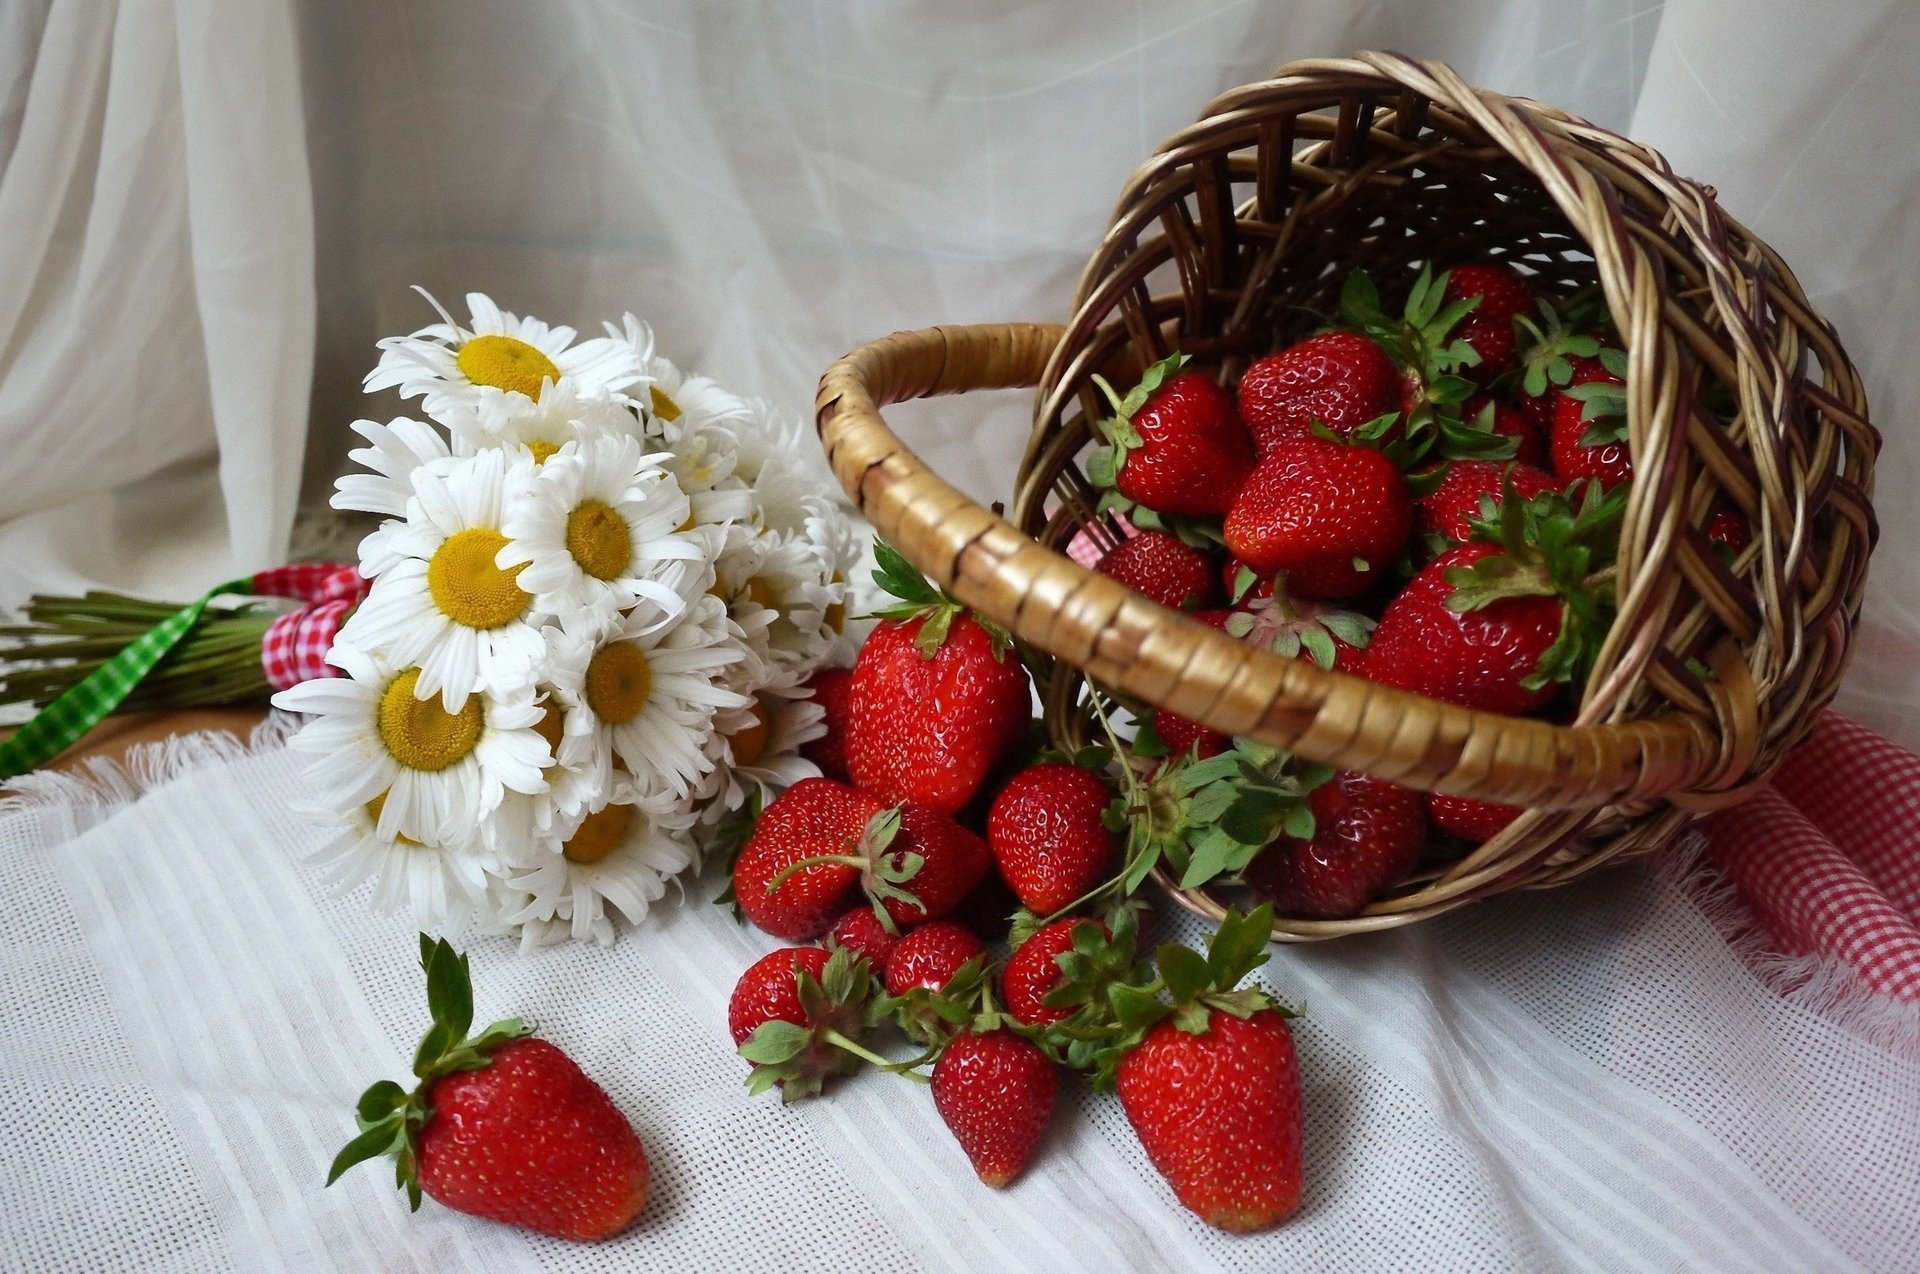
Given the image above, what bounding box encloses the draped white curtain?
[3,0,1918,747]
[0,0,311,607]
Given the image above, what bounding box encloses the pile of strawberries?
[725,546,1306,1231]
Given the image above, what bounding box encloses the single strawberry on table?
[1243,770,1427,918]
[1222,434,1412,599]
[845,542,1032,816]
[881,921,990,1046]
[987,762,1124,916]
[1001,916,1108,1027]
[931,1022,1059,1188]
[328,937,649,1241]
[1094,529,1223,611]
[731,945,881,1100]
[1101,905,1305,1232]
[1085,352,1255,518]
[1236,330,1401,455]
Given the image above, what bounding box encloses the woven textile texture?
[0,719,1914,1272]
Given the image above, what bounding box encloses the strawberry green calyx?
[1340,264,1480,449]
[738,947,897,1100]
[1446,474,1627,690]
[1510,293,1607,399]
[1224,587,1375,672]
[766,805,924,936]
[1091,905,1290,1089]
[1167,742,1332,890]
[877,953,989,1047]
[327,936,533,1209]
[1565,347,1630,447]
[1026,904,1153,1069]
[868,539,1012,660]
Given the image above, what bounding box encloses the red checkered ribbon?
[253,563,369,691]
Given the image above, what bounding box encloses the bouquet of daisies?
[273,292,863,949]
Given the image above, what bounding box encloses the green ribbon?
[0,578,254,781]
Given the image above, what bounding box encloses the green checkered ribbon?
[0,578,254,781]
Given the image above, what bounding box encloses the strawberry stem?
[824,1029,932,1079]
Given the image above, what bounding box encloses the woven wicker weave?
[815,52,1877,940]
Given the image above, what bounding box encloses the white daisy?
[712,527,843,675]
[502,780,701,947]
[612,314,755,436]
[272,644,551,847]
[547,595,749,801]
[728,397,807,486]
[367,290,645,428]
[658,416,758,529]
[450,378,643,464]
[482,684,603,854]
[335,447,548,709]
[693,667,826,822]
[332,416,452,518]
[497,431,707,637]
[296,794,494,937]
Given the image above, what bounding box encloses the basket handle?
[815,322,1721,812]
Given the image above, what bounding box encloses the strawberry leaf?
[328,1120,406,1188]
[872,540,941,609]
[1158,943,1212,1004]
[738,1019,811,1065]
[355,1080,407,1126]
[1206,904,1276,990]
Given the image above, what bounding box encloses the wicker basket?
[814,52,1878,941]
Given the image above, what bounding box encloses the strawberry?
[1414,459,1558,543]
[987,763,1123,915]
[798,666,854,782]
[1338,265,1485,453]
[1105,906,1303,1232]
[845,543,1032,815]
[1221,560,1274,604]
[1243,771,1426,917]
[1707,507,1751,553]
[1222,435,1412,598]
[1427,792,1523,842]
[1441,263,1532,376]
[1095,530,1222,611]
[1367,479,1626,711]
[1002,917,1106,1026]
[731,778,887,940]
[1460,394,1544,466]
[1087,353,1255,518]
[1511,294,1609,431]
[1151,707,1228,762]
[826,906,901,974]
[1549,349,1632,487]
[329,938,648,1240]
[931,1027,1059,1187]
[880,803,993,927]
[1223,588,1374,674]
[732,946,881,1100]
[1363,544,1565,715]
[1236,331,1400,454]
[884,922,987,998]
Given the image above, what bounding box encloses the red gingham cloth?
[1065,524,1920,998]
[252,563,369,691]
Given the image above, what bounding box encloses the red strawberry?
[1220,559,1275,604]
[329,939,648,1241]
[931,1028,1059,1187]
[1243,771,1426,918]
[1415,460,1558,543]
[1237,331,1400,455]
[1707,508,1751,553]
[826,907,901,974]
[1512,294,1610,431]
[1108,906,1302,1233]
[1152,706,1228,762]
[798,666,854,781]
[846,544,1032,816]
[1461,394,1544,467]
[1442,263,1532,376]
[1427,792,1523,842]
[731,946,878,1099]
[1363,543,1563,715]
[987,764,1123,915]
[1095,530,1222,611]
[884,922,987,997]
[1003,917,1105,1026]
[731,779,887,940]
[1550,353,1632,487]
[1090,355,1255,517]
[1222,436,1412,597]
[880,803,993,928]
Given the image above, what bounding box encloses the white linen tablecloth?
[2,722,1916,1272]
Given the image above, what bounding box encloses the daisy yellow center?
[825,571,848,632]
[742,576,777,610]
[650,385,682,422]
[727,698,772,767]
[456,334,560,398]
[364,790,422,846]
[377,669,482,772]
[532,701,566,766]
[584,643,651,724]
[566,501,632,581]
[527,439,562,465]
[427,528,530,629]
[563,802,633,864]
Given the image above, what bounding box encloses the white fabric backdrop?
[0,0,312,608]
